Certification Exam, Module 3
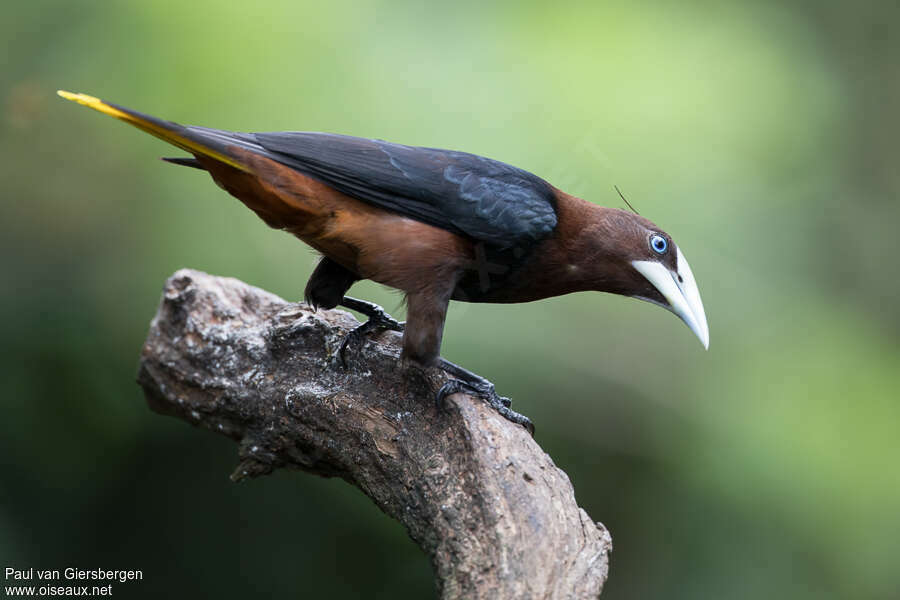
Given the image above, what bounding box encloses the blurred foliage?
[1,1,898,598]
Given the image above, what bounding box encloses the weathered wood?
[137,269,612,599]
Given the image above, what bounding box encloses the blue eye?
[650,233,668,254]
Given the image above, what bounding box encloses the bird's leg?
[436,358,534,435]
[337,296,405,367]
[401,288,535,434]
[302,257,403,366]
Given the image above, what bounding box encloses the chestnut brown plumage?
[59,91,709,432]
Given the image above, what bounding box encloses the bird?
[58,90,708,433]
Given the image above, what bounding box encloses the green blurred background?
[2,0,898,598]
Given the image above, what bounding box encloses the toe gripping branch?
[437,359,534,435]
[337,297,405,367]
[337,297,534,435]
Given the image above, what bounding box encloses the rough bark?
[137,269,612,599]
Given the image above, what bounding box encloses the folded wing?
[189,128,559,248]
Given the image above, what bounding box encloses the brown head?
[570,205,710,349]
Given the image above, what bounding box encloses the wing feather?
[240,131,558,247]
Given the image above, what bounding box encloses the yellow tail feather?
[57,91,248,172]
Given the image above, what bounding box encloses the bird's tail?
[57,90,252,173]
[56,90,354,245]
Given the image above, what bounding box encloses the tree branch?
[137,269,612,599]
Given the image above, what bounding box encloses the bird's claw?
[436,379,533,435]
[335,298,404,368]
[337,322,373,368]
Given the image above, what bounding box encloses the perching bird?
[58,90,708,432]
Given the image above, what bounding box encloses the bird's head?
[587,208,709,349]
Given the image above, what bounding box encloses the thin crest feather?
[614,185,639,216]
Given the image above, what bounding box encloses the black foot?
[436,359,534,435]
[337,297,404,367]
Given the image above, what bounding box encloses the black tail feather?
[162,157,206,170]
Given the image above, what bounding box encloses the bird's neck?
[548,197,633,294]
[478,194,633,303]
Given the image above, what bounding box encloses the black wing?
[187,128,558,248]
